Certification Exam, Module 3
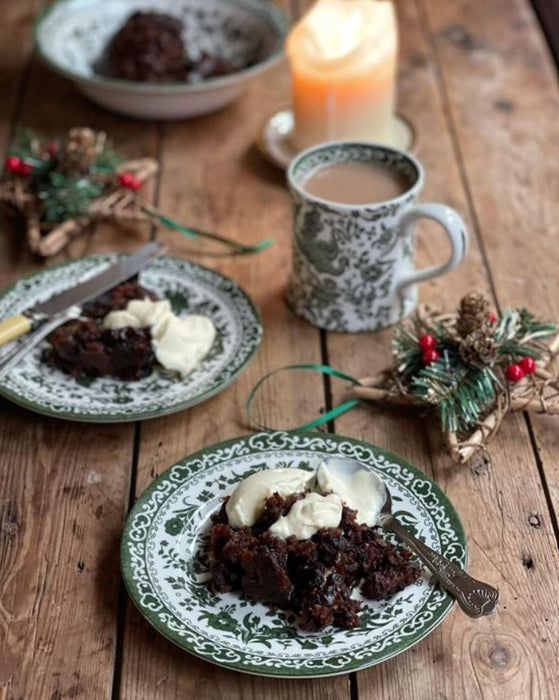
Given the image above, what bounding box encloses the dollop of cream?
[316,458,385,526]
[225,468,315,529]
[103,298,216,378]
[225,461,386,539]
[269,492,343,540]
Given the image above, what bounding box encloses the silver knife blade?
[30,241,165,317]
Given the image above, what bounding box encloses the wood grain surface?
[0,0,557,698]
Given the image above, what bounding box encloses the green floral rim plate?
[120,430,467,677]
[0,254,261,422]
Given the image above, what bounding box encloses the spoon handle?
[381,515,499,617]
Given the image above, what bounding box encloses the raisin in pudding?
[209,464,421,631]
[43,280,216,381]
[96,12,239,83]
[44,281,157,380]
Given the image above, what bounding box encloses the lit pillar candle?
[286,0,398,151]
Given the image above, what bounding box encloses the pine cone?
[456,292,491,338]
[459,329,499,367]
[59,127,99,174]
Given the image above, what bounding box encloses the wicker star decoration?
[0,127,160,257]
[0,126,270,258]
[348,293,559,463]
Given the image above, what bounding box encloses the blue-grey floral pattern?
[287,143,421,332]
[121,431,467,677]
[0,254,261,422]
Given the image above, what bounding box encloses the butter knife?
[0,241,165,347]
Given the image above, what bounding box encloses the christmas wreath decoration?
[349,293,559,462]
[0,127,271,257]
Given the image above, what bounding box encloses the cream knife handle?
[0,314,33,346]
[0,307,80,381]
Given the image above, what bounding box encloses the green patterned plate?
[121,431,466,677]
[0,254,261,422]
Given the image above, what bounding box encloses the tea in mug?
[302,161,409,205]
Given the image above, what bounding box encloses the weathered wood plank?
[1,0,557,698]
[0,9,158,700]
[118,1,351,696]
[325,0,559,698]
[0,0,45,282]
[419,0,559,518]
[421,0,559,314]
[530,0,559,67]
[0,417,136,699]
[420,3,559,694]
[0,1,42,149]
[322,0,492,697]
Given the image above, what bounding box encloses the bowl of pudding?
[34,0,288,119]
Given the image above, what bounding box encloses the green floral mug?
[286,142,469,332]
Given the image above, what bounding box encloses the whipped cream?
[103,298,216,378]
[269,492,343,539]
[317,458,385,526]
[225,460,386,539]
[225,468,315,529]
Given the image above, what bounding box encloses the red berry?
[47,141,60,156]
[520,356,537,374]
[418,333,437,351]
[505,364,524,382]
[488,312,497,324]
[17,161,32,177]
[118,172,141,190]
[422,348,441,365]
[4,155,22,173]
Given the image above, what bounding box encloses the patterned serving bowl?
[34,0,288,119]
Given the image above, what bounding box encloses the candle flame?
[289,0,396,69]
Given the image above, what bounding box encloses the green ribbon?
[245,363,363,431]
[145,207,273,256]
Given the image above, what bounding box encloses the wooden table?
[1,1,558,698]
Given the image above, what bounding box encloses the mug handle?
[395,203,468,293]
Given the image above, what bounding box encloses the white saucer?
[258,108,416,170]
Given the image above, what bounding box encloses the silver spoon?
[319,457,499,618]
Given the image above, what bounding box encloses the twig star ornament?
[0,127,271,257]
[349,293,559,463]
[0,127,158,256]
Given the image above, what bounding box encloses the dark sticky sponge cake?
[209,493,421,631]
[43,280,159,381]
[98,11,239,83]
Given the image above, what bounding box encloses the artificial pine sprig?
[3,127,122,223]
[38,171,104,223]
[89,143,121,175]
[516,308,557,342]
[6,127,47,162]
[411,350,502,433]
[391,295,557,434]
[1,126,274,258]
[494,308,555,358]
[393,320,455,383]
[348,294,559,462]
